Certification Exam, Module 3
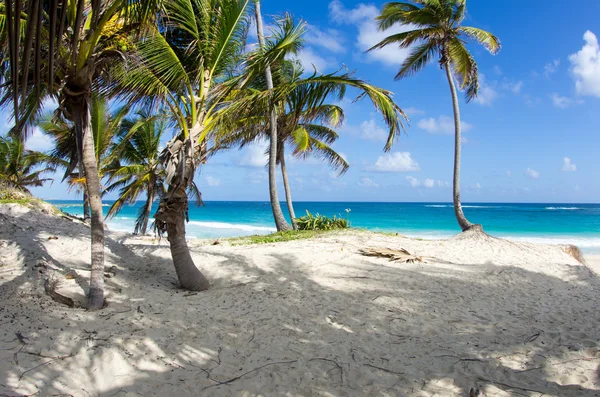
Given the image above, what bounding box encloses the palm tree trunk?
[159,185,210,291]
[279,147,297,229]
[254,0,291,232]
[83,192,91,220]
[444,62,477,232]
[139,186,154,235]
[73,97,105,310]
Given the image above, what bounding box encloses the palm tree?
[1,0,157,309]
[104,111,167,236]
[37,95,128,218]
[0,134,55,193]
[369,0,500,231]
[253,0,291,231]
[217,16,407,227]
[115,0,251,291]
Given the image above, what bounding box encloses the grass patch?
[228,229,339,245]
[0,185,62,215]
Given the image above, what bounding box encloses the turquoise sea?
[49,200,600,253]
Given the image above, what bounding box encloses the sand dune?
[1,203,599,396]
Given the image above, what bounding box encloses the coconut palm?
[37,95,128,218]
[253,0,291,231]
[217,16,407,227]
[1,0,157,309]
[0,134,55,193]
[104,111,167,236]
[115,0,251,291]
[221,61,349,229]
[369,0,500,231]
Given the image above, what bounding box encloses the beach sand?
[1,203,599,396]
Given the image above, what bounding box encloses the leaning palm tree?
[115,0,251,291]
[369,0,500,231]
[37,95,128,218]
[104,111,167,236]
[1,0,157,309]
[0,134,55,193]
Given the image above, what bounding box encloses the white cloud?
[473,75,498,106]
[403,107,425,117]
[544,59,560,78]
[329,0,416,66]
[296,47,331,73]
[526,168,540,179]
[238,143,267,168]
[25,127,54,152]
[502,80,523,94]
[204,176,221,187]
[370,152,420,173]
[405,176,420,188]
[470,183,482,190]
[561,157,577,172]
[551,93,583,108]
[358,177,379,188]
[359,119,388,142]
[423,178,435,188]
[305,24,346,53]
[569,30,600,97]
[506,170,512,177]
[405,176,435,188]
[437,180,450,188]
[417,115,473,135]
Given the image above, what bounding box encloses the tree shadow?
[1,207,599,396]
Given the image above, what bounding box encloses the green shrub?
[295,210,349,231]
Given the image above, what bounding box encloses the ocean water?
[50,200,600,253]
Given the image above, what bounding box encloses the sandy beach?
[1,202,599,396]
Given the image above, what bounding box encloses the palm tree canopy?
[0,134,55,193]
[216,15,407,152]
[368,0,500,101]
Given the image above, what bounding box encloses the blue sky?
[3,0,600,203]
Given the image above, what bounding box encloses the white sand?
[1,203,599,396]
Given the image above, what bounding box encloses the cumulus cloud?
[369,152,420,172]
[502,80,523,94]
[25,127,54,152]
[526,168,540,179]
[544,59,560,78]
[551,93,583,108]
[417,115,473,134]
[561,157,577,172]
[329,0,416,66]
[358,177,379,188]
[473,75,498,106]
[305,24,346,53]
[238,143,267,168]
[403,107,425,117]
[405,177,436,188]
[296,47,331,73]
[359,119,388,142]
[569,30,600,97]
[204,176,221,187]
[437,180,450,188]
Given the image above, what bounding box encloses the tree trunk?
[444,62,477,232]
[138,185,154,236]
[160,186,210,291]
[83,192,90,221]
[279,146,297,230]
[73,97,105,310]
[254,0,291,232]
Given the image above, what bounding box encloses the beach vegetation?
[295,210,349,231]
[369,0,500,231]
[0,134,55,193]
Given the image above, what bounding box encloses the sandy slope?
[1,203,599,397]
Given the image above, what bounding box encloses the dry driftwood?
[359,248,426,264]
[44,278,74,308]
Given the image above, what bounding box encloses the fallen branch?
[18,353,74,381]
[203,360,298,390]
[359,248,428,264]
[44,279,74,308]
[477,376,548,395]
[309,358,344,384]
